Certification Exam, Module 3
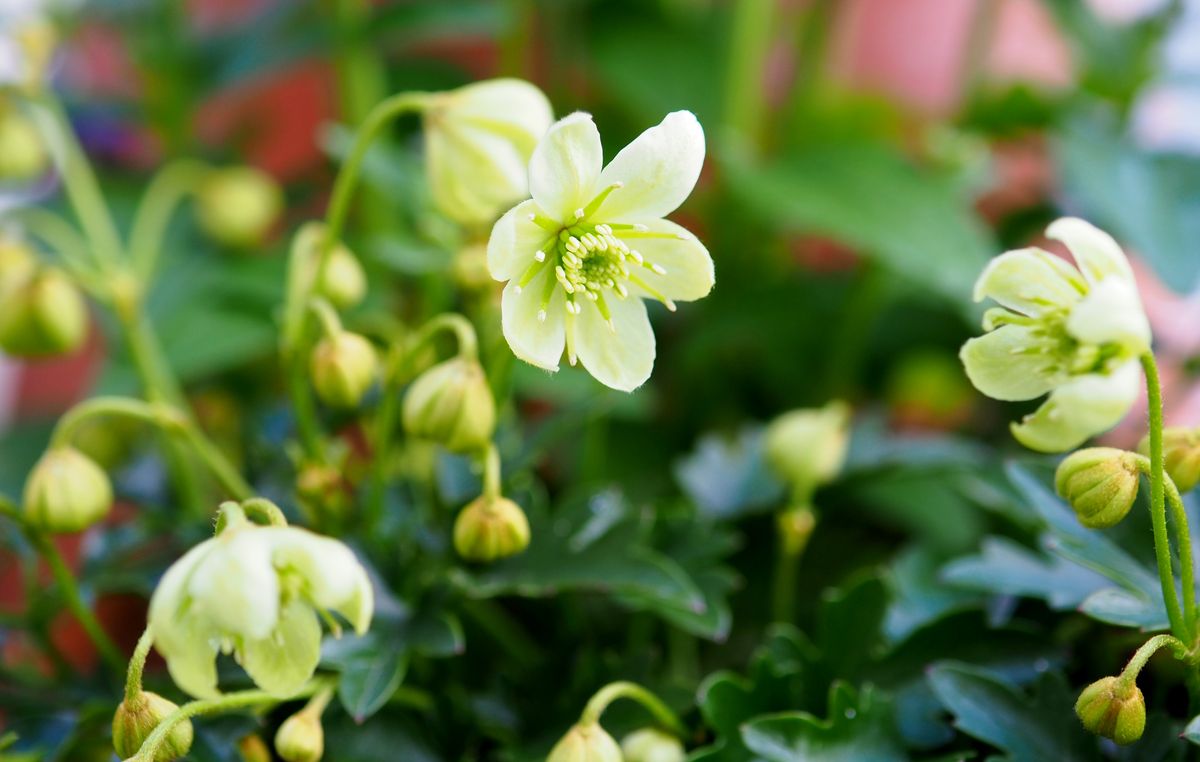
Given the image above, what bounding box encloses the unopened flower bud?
[454,495,530,562]
[196,167,282,248]
[763,401,851,494]
[621,728,685,762]
[0,267,87,357]
[0,105,47,181]
[112,691,194,761]
[777,506,816,556]
[403,357,496,453]
[274,711,323,762]
[296,461,351,520]
[1075,676,1145,745]
[316,242,366,310]
[237,735,272,762]
[0,236,36,292]
[547,722,622,762]
[310,332,378,408]
[1139,428,1200,493]
[1055,447,1141,529]
[23,447,112,533]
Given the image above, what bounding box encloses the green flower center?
[993,307,1127,378]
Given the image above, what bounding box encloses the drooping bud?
[0,104,47,181]
[621,728,686,762]
[1075,676,1145,745]
[196,167,282,248]
[112,691,194,761]
[1055,447,1141,529]
[310,332,378,408]
[316,242,366,310]
[0,267,88,357]
[274,711,324,762]
[453,495,530,562]
[547,722,622,762]
[402,357,496,453]
[23,447,112,533]
[1139,427,1200,493]
[763,401,851,495]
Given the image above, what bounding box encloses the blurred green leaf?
[739,683,905,762]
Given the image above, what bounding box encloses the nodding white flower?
[960,217,1151,452]
[487,111,714,392]
[148,504,373,698]
[424,78,553,227]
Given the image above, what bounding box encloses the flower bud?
[316,243,366,310]
[295,461,351,520]
[238,735,272,762]
[0,236,36,292]
[274,711,324,762]
[454,495,530,562]
[1055,447,1141,529]
[1139,428,1200,493]
[621,728,685,762]
[23,447,112,533]
[112,691,194,761]
[0,105,47,181]
[402,357,496,453]
[0,267,88,357]
[310,332,378,409]
[763,401,851,493]
[1075,676,1145,745]
[547,722,622,762]
[196,167,282,248]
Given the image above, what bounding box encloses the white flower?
[960,217,1151,452]
[148,504,373,698]
[487,111,714,392]
[0,2,56,91]
[424,78,553,227]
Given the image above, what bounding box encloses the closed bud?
[317,243,366,310]
[1055,447,1141,529]
[23,447,112,533]
[763,401,851,494]
[112,691,194,761]
[0,105,47,181]
[237,735,272,762]
[196,167,282,248]
[1139,428,1200,493]
[403,357,496,453]
[547,722,622,762]
[310,332,378,408]
[0,267,88,357]
[0,236,36,292]
[454,495,530,562]
[1075,676,1145,745]
[621,728,685,762]
[274,711,323,762]
[296,461,351,520]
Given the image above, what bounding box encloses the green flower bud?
[317,243,366,310]
[1075,676,1145,745]
[547,722,622,762]
[23,447,112,533]
[1055,447,1141,529]
[0,267,88,357]
[0,105,47,181]
[310,332,378,409]
[1139,428,1200,493]
[454,495,530,562]
[237,734,272,762]
[274,711,324,762]
[196,167,282,248]
[112,691,194,761]
[402,357,496,453]
[621,728,685,762]
[0,236,37,293]
[763,401,851,493]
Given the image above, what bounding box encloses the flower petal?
[487,199,554,281]
[157,616,221,698]
[973,248,1084,316]
[189,530,279,640]
[501,265,566,371]
[620,219,714,302]
[595,111,705,221]
[426,124,529,226]
[1065,277,1151,353]
[1046,217,1135,286]
[528,112,602,222]
[240,597,322,697]
[1010,361,1140,452]
[573,295,655,392]
[273,528,374,634]
[447,78,553,147]
[960,324,1063,401]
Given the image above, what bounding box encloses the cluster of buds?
[112,690,193,761]
[0,235,88,358]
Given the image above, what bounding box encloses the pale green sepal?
[240,597,322,698]
[971,248,1083,316]
[1046,216,1135,285]
[1010,361,1140,452]
[1065,277,1151,354]
[959,324,1061,402]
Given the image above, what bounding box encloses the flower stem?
[723,0,776,150]
[579,681,686,738]
[124,627,154,702]
[129,159,210,279]
[1164,474,1197,632]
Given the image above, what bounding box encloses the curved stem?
[129,159,210,278]
[124,627,154,702]
[1118,634,1192,689]
[579,681,686,737]
[308,297,344,340]
[8,207,105,287]
[31,531,124,673]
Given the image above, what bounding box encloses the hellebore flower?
[960,217,1151,452]
[487,111,714,391]
[148,503,373,698]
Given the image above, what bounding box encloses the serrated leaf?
[739,683,905,762]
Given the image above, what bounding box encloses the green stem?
[579,681,686,738]
[124,627,154,702]
[31,531,124,673]
[308,297,345,340]
[1142,352,1190,642]
[1118,634,1191,690]
[481,443,501,500]
[129,159,210,278]
[8,207,105,288]
[723,0,776,150]
[1164,474,1196,632]
[772,500,816,623]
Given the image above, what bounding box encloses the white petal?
[620,219,714,302]
[189,530,279,640]
[959,325,1063,401]
[272,528,374,634]
[487,199,554,281]
[500,265,566,371]
[972,248,1084,316]
[425,124,529,226]
[446,78,554,147]
[528,112,602,222]
[1066,277,1152,352]
[595,110,705,221]
[573,295,655,392]
[1010,361,1140,452]
[240,598,322,697]
[1046,217,1135,286]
